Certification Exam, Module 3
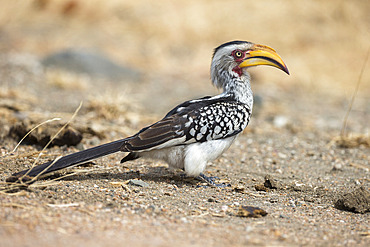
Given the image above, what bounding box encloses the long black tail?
[6,138,128,184]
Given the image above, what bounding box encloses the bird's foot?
[197,173,231,188]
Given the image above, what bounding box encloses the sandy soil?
[0,1,369,247]
[1,55,369,247]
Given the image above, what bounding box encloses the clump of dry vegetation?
[331,134,370,149]
[45,68,90,90]
[85,90,152,126]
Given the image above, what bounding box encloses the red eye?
[233,50,243,59]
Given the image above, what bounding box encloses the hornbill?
[6,41,289,185]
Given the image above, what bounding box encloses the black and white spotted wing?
[181,99,251,142]
[121,96,251,152]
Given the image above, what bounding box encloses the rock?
[232,185,246,193]
[42,49,141,81]
[255,184,269,192]
[255,175,285,191]
[273,115,289,128]
[331,162,343,171]
[264,174,282,190]
[8,120,82,147]
[207,198,217,203]
[0,53,44,86]
[129,179,149,188]
[334,186,370,213]
[236,206,268,218]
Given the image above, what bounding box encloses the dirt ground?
[0,1,369,247]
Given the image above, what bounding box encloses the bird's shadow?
[43,166,198,187]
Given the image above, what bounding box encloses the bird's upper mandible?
[210,41,289,90]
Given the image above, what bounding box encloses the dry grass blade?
[1,169,89,193]
[1,102,83,191]
[332,134,370,149]
[28,171,79,188]
[349,163,370,171]
[340,47,369,137]
[1,203,29,209]
[331,47,370,148]
[0,118,61,159]
[2,164,89,193]
[0,189,27,196]
[19,101,83,183]
[11,118,61,153]
[28,165,119,189]
[47,203,80,208]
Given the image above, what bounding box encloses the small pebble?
[289,200,296,207]
[269,198,278,203]
[332,163,343,171]
[273,115,289,128]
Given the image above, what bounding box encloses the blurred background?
[0,0,369,134]
[1,2,369,246]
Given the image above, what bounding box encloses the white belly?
[140,136,237,177]
[184,136,237,176]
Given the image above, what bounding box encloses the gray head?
[210,40,289,90]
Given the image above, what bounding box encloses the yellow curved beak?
[239,44,289,75]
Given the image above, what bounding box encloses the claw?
[197,173,231,188]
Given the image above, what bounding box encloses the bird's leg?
[197,173,231,188]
